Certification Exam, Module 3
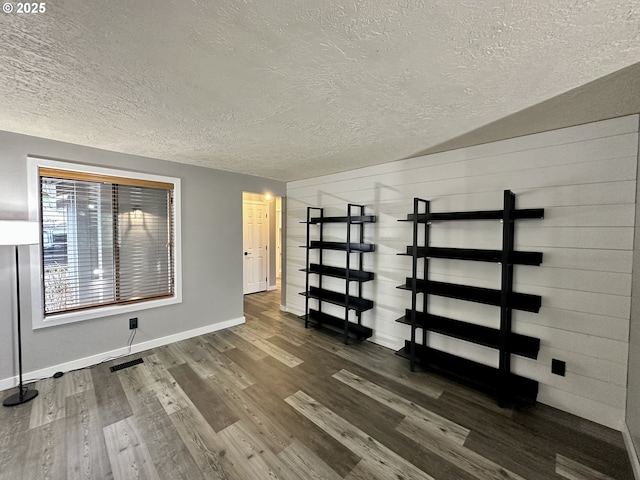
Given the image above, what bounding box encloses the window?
[28,158,181,327]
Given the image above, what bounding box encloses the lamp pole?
[1,221,39,407]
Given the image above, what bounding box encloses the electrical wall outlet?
[551,359,566,376]
[129,317,138,330]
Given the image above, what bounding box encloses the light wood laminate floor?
[0,288,635,479]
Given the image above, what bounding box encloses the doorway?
[242,192,282,295]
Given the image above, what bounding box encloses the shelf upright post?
[303,207,312,328]
[409,198,430,371]
[409,199,418,370]
[344,204,353,344]
[422,199,430,359]
[318,208,325,320]
[304,206,323,329]
[357,204,365,331]
[499,190,516,406]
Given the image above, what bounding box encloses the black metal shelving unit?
[299,204,376,344]
[395,190,544,405]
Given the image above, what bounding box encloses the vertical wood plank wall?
[285,114,640,430]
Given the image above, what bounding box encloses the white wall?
[627,127,640,471]
[286,115,639,429]
[0,130,285,388]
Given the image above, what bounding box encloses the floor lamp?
[1,220,39,407]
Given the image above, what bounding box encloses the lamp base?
[3,388,38,407]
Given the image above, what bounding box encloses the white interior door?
[243,198,267,294]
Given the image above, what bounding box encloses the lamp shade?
[0,221,40,246]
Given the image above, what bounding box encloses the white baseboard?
[279,305,288,312]
[287,306,304,317]
[370,331,403,352]
[267,285,278,291]
[0,316,245,392]
[623,423,640,480]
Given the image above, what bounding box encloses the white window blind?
[39,168,175,315]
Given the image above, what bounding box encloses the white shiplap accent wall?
[285,115,639,430]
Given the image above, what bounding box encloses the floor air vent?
[110,358,144,372]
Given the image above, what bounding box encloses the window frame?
[27,157,182,329]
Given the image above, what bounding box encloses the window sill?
[34,295,182,329]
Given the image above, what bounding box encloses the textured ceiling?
[417,61,640,157]
[1,1,639,181]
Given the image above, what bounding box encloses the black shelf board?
[395,310,539,359]
[305,241,376,252]
[400,208,544,223]
[300,287,374,312]
[395,341,538,403]
[300,264,374,282]
[399,246,543,265]
[299,310,373,340]
[305,215,377,224]
[397,278,542,313]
